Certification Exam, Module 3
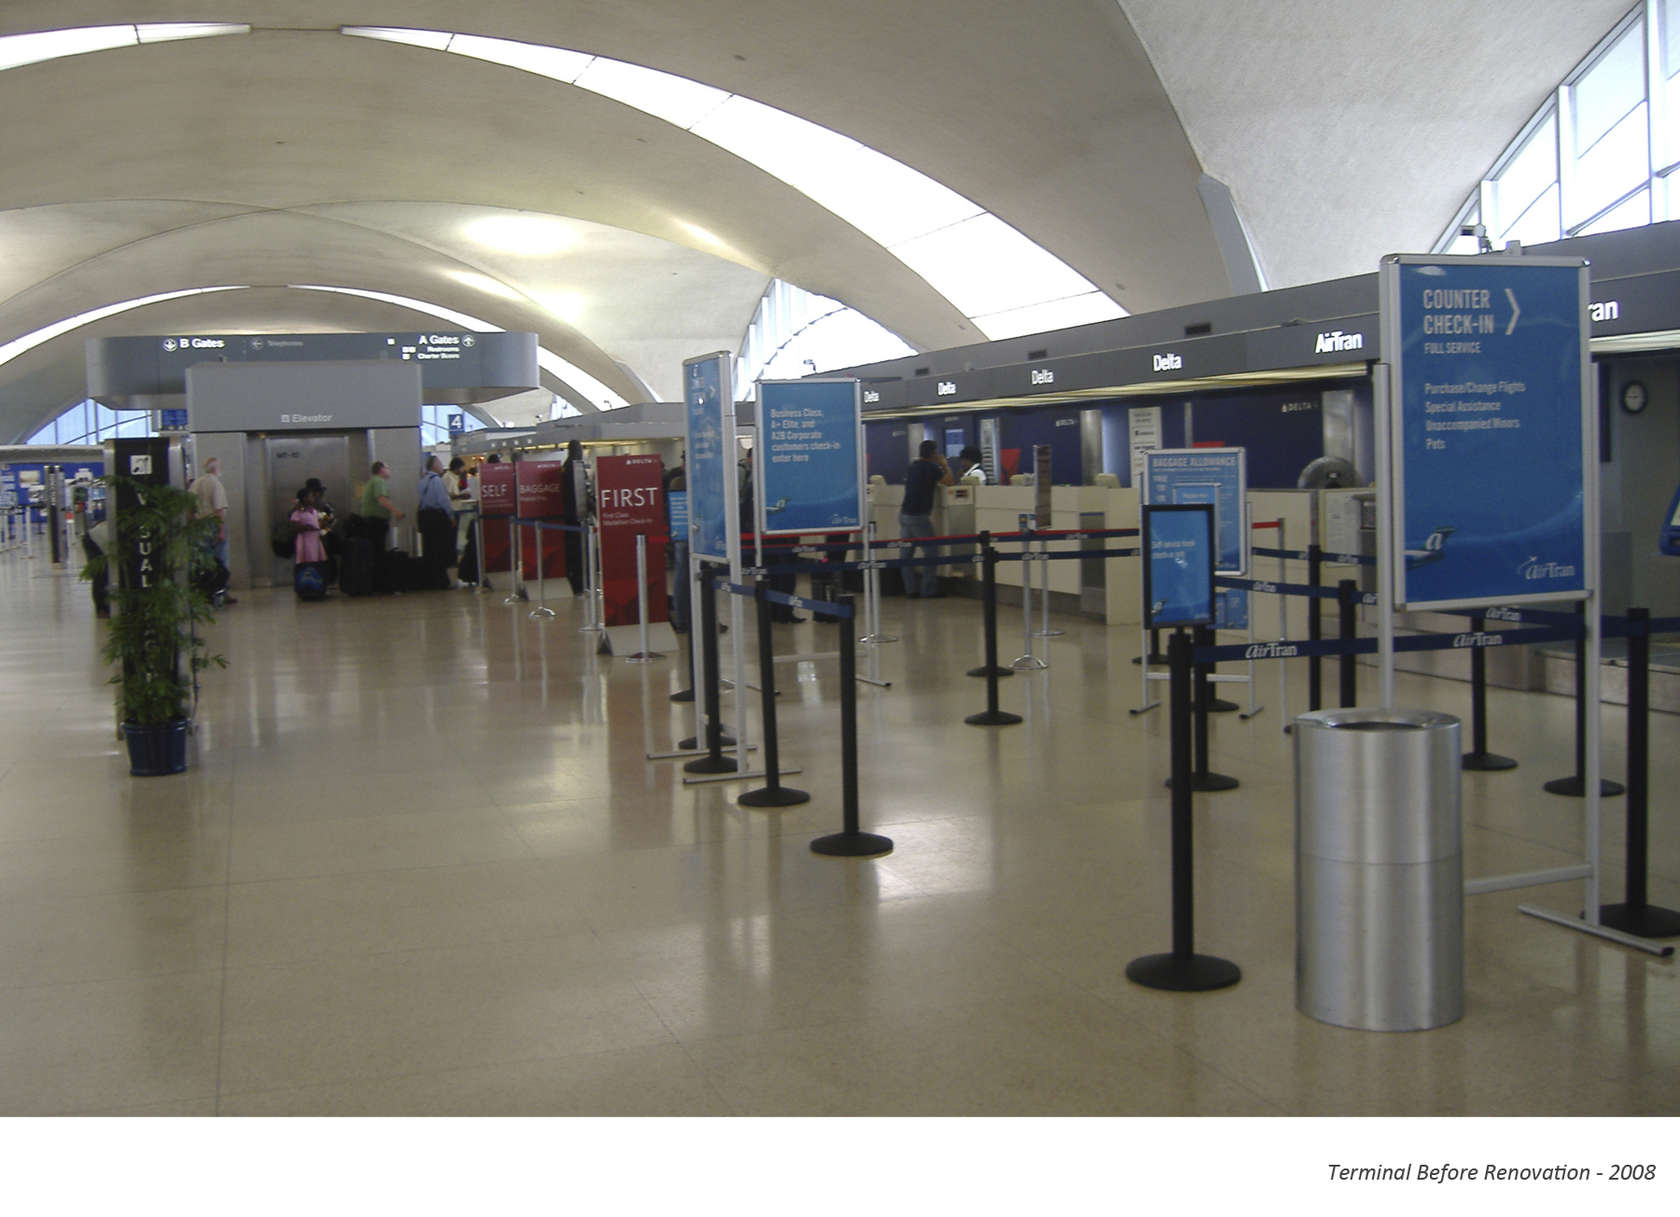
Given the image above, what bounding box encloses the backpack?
[270,517,304,558]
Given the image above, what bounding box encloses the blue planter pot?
[123,718,190,776]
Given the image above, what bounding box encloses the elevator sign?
[1382,255,1590,609]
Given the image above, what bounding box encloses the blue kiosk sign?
[1383,256,1591,609]
[755,379,864,536]
[1143,447,1247,576]
[682,352,739,567]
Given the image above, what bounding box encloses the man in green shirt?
[358,461,405,593]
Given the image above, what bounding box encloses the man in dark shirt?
[899,440,954,597]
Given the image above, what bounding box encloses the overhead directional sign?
[1382,255,1590,609]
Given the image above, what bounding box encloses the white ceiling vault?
[0,1,1635,443]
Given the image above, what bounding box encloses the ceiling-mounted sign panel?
[87,331,540,404]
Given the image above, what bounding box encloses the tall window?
[1437,2,1678,250]
[24,400,151,445]
[735,280,914,390]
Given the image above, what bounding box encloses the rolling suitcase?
[341,536,374,597]
[294,561,327,601]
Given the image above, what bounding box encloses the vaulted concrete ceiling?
[0,1,1637,443]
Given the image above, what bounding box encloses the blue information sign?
[1386,257,1589,608]
[683,353,736,565]
[667,490,689,539]
[1143,448,1246,575]
[756,379,863,535]
[1143,505,1215,628]
[447,413,464,435]
[1215,588,1249,631]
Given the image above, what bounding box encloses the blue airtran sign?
[1385,256,1590,609]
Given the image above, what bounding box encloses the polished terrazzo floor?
[1,546,1676,1117]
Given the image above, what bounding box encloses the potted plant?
[81,474,227,775]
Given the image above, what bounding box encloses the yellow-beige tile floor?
[1,548,1675,1116]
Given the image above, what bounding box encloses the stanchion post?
[1307,544,1324,711]
[966,530,1013,682]
[684,563,737,774]
[1462,611,1515,770]
[812,595,893,857]
[965,533,1022,727]
[1543,602,1624,798]
[625,534,659,662]
[1126,629,1241,992]
[739,580,810,808]
[1598,608,1680,938]
[1011,517,1046,670]
[1178,624,1238,793]
[529,521,555,619]
[1337,578,1358,709]
[473,513,488,593]
[503,520,524,605]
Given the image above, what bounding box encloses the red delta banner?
[595,453,667,627]
[515,459,567,578]
[478,462,517,573]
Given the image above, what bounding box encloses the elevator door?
[263,434,352,585]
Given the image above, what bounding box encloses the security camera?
[1460,222,1492,254]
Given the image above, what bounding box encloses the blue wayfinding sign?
[667,490,689,539]
[756,379,863,535]
[683,353,734,564]
[1144,448,1247,575]
[1387,257,1588,608]
[1144,505,1215,628]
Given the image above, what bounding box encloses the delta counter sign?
[1386,256,1590,609]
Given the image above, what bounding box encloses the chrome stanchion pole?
[503,519,524,605]
[1012,517,1046,670]
[1034,532,1064,638]
[529,520,555,619]
[473,513,488,594]
[626,534,658,663]
[861,519,896,644]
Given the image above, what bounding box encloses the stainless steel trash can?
[1294,707,1463,1031]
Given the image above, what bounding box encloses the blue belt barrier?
[715,578,853,620]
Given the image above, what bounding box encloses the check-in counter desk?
[865,482,1319,634]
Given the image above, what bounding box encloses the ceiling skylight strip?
[0,23,247,71]
[0,287,247,369]
[339,26,1122,337]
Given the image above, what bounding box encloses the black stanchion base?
[1598,903,1680,939]
[738,786,810,808]
[965,709,1024,726]
[810,831,894,858]
[1125,952,1241,992]
[669,688,694,703]
[966,664,1015,678]
[1206,697,1239,713]
[683,754,739,775]
[1165,773,1240,792]
[679,733,737,750]
[1542,775,1625,797]
[1462,751,1518,771]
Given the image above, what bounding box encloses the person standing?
[560,439,590,595]
[446,456,473,561]
[899,440,953,598]
[417,454,456,590]
[191,456,235,605]
[957,445,987,485]
[358,460,404,593]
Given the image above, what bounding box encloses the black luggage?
[294,561,327,601]
[388,550,428,592]
[341,536,375,597]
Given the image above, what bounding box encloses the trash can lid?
[1293,707,1460,732]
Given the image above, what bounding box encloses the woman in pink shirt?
[291,485,328,565]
